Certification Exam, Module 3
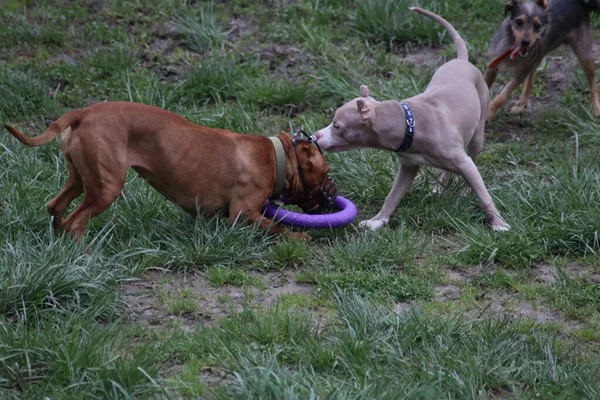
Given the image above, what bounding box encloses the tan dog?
[314,7,510,232]
[4,102,333,241]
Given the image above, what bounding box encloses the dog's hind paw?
[491,220,510,232]
[359,218,388,231]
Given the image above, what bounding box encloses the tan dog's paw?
[491,219,510,232]
[359,218,388,231]
[285,231,312,241]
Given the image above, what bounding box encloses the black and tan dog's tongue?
[488,45,528,68]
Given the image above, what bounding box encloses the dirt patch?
[258,44,306,75]
[120,269,315,330]
[395,46,445,68]
[531,261,599,285]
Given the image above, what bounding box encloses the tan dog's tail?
[410,7,468,61]
[3,109,82,147]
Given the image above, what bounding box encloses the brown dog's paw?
[285,231,312,242]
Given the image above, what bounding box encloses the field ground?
[1,0,600,398]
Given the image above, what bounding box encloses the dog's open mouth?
[510,44,529,59]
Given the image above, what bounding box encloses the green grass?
[1,0,600,398]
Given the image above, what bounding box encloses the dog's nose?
[521,38,530,46]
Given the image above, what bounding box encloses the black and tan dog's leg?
[510,71,535,113]
[488,76,524,120]
[569,22,600,117]
[484,66,499,88]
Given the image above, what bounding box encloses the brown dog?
[4,102,335,241]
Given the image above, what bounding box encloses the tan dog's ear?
[360,85,370,98]
[504,0,521,15]
[536,0,548,8]
[356,99,375,121]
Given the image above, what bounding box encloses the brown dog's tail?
[3,109,82,147]
[410,7,468,61]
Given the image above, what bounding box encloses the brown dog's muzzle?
[296,175,338,214]
[282,129,339,214]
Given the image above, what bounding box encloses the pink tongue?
[510,47,520,59]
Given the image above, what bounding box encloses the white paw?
[491,220,510,232]
[359,218,388,231]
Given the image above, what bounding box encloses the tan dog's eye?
[333,124,340,130]
[533,23,541,31]
[515,19,524,27]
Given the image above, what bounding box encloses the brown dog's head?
[282,133,338,214]
[504,0,548,58]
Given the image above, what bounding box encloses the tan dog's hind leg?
[569,22,600,117]
[359,164,420,230]
[510,72,535,113]
[46,161,83,231]
[454,155,509,231]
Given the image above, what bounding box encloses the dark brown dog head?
[281,133,338,214]
[505,0,548,58]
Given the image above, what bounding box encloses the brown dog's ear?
[504,0,521,15]
[360,85,370,98]
[536,0,548,8]
[356,99,375,121]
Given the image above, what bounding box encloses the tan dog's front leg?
[454,155,510,231]
[359,164,420,231]
[488,77,522,120]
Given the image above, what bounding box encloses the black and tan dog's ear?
[360,85,370,98]
[356,99,375,121]
[536,0,548,8]
[504,0,521,15]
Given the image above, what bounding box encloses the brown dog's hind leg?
[569,22,600,117]
[61,186,123,242]
[46,160,83,231]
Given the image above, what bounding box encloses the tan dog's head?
[283,139,337,213]
[315,85,380,152]
[504,0,548,58]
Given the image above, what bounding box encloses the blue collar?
[395,102,415,152]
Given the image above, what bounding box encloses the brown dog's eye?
[515,19,524,27]
[533,23,541,31]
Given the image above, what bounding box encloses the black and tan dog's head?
[505,0,549,57]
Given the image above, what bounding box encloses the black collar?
[395,102,415,152]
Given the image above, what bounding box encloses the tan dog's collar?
[268,136,286,197]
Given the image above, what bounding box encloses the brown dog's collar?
[268,136,286,197]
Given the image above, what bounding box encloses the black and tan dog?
[485,0,600,118]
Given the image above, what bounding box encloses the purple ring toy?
[263,195,357,229]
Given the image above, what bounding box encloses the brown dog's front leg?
[229,200,310,241]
